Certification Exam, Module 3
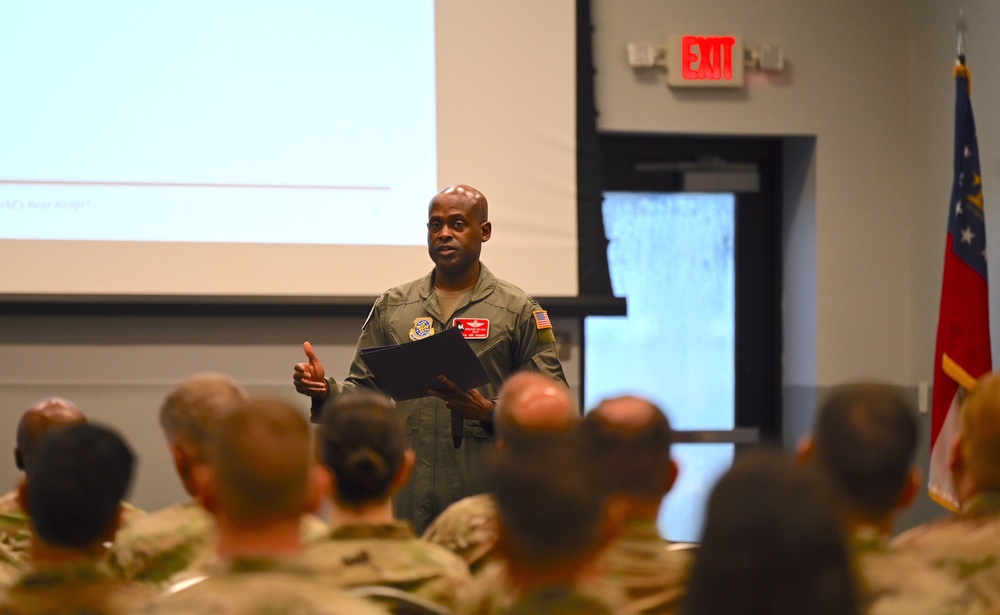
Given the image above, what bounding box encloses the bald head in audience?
[159,373,246,496]
[583,395,677,518]
[494,372,578,446]
[579,396,691,615]
[15,397,86,471]
[422,372,579,572]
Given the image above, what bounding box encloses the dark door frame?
[585,133,784,440]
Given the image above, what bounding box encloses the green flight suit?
[318,264,566,533]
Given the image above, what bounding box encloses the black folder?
[358,326,490,402]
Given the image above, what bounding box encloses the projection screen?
[0,1,577,298]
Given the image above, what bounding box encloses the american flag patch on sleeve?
[533,310,552,330]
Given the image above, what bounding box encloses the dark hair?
[491,431,608,568]
[583,396,673,501]
[27,423,135,549]
[813,383,918,518]
[320,391,406,507]
[682,449,860,615]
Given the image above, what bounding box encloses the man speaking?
[293,184,566,533]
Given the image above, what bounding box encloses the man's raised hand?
[293,341,330,399]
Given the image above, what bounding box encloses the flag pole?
[929,8,991,512]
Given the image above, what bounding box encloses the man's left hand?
[429,375,494,423]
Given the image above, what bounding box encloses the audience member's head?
[158,373,246,496]
[200,397,320,529]
[583,395,677,515]
[494,372,578,447]
[682,449,860,615]
[491,430,618,588]
[802,383,919,527]
[952,372,1000,502]
[20,423,135,553]
[319,391,413,509]
[15,397,86,471]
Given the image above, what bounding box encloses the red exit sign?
[667,35,745,87]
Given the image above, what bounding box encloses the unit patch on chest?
[453,318,490,340]
[409,317,435,341]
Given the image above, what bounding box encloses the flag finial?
[956,9,967,64]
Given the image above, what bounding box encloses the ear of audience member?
[583,395,689,615]
[681,449,861,615]
[422,372,577,573]
[0,424,157,615]
[302,391,470,610]
[489,431,623,614]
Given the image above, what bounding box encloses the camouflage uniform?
[0,543,24,588]
[141,556,390,615]
[302,520,470,610]
[427,495,689,614]
[595,517,692,615]
[0,491,32,566]
[318,265,566,534]
[457,560,627,615]
[851,527,977,615]
[422,493,500,573]
[0,559,157,615]
[111,500,328,585]
[502,587,615,615]
[0,489,145,567]
[891,491,1000,612]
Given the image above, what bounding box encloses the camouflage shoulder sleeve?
[422,494,499,572]
[111,504,215,585]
